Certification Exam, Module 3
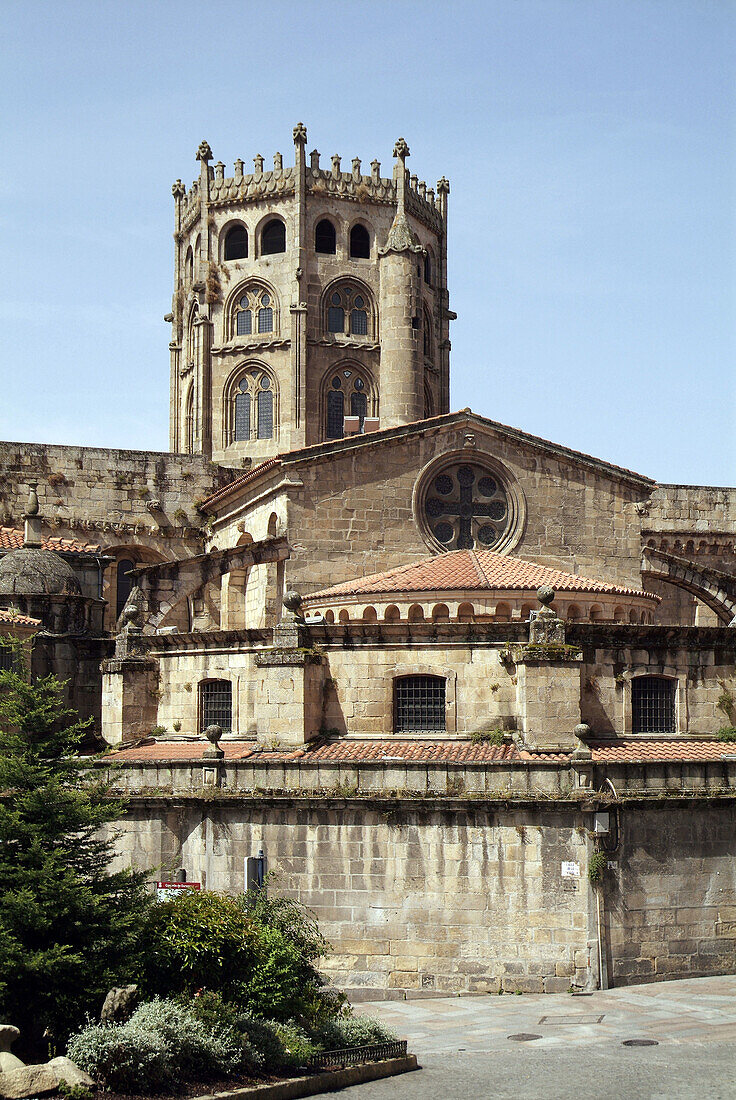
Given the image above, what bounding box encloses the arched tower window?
[423,251,433,285]
[324,366,376,439]
[315,219,336,254]
[227,367,277,444]
[233,285,277,337]
[261,219,286,255]
[324,283,372,338]
[224,224,248,261]
[185,385,194,453]
[349,224,370,259]
[184,246,194,282]
[423,305,433,358]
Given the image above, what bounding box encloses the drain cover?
[508,1033,542,1042]
[622,1039,659,1047]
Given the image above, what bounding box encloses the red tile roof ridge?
[303,548,658,602]
[200,458,283,508]
[0,526,101,554]
[0,609,41,627]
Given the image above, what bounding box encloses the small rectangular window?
[351,309,368,335]
[328,306,344,333]
[237,310,252,335]
[632,676,676,734]
[395,675,446,733]
[258,307,273,333]
[199,679,232,733]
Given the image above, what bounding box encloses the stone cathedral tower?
[168,125,451,462]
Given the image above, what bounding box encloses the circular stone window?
[415,456,524,554]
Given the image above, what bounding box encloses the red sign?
[156,881,201,900]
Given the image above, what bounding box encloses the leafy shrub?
[141,890,330,1022]
[716,726,736,742]
[270,1021,318,1068]
[184,991,302,1068]
[128,997,249,1076]
[67,1022,171,1093]
[314,1014,398,1050]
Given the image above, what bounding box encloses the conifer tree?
[0,645,151,1053]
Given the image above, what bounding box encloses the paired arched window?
[199,679,232,734]
[326,284,370,337]
[394,675,446,733]
[315,219,336,254]
[234,286,275,337]
[224,225,248,261]
[262,219,286,255]
[632,676,677,734]
[349,224,370,259]
[325,367,374,439]
[231,368,275,442]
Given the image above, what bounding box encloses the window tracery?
[325,284,371,338]
[324,366,376,439]
[233,286,277,338]
[227,367,276,444]
[420,461,511,552]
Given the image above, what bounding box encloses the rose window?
[422,462,510,551]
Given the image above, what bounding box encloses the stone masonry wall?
[112,798,594,996]
[604,803,736,985]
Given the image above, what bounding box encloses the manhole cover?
[622,1039,659,1047]
[508,1033,542,1042]
[538,1015,605,1025]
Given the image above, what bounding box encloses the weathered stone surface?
[0,1064,58,1098]
[47,1057,94,1089]
[100,984,139,1023]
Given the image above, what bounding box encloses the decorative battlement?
[173,125,448,235]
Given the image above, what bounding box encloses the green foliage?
[470,728,505,746]
[716,727,736,742]
[0,653,151,1053]
[270,1021,318,1068]
[185,992,314,1068]
[140,888,330,1022]
[68,998,252,1091]
[57,1082,93,1100]
[716,684,736,724]
[313,1014,398,1050]
[588,850,607,885]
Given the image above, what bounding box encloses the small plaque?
[561,861,580,878]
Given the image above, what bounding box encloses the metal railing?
[307,1039,408,1069]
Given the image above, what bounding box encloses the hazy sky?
[1,0,734,485]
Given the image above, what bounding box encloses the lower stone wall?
[113,798,594,996]
[604,802,736,985]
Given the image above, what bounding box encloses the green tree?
[0,651,151,1055]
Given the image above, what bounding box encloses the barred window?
[199,679,232,733]
[394,675,446,733]
[632,676,676,734]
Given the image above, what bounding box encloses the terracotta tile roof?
[0,609,41,627]
[589,739,736,763]
[107,738,563,764]
[108,737,736,767]
[0,527,101,555]
[199,459,282,509]
[303,549,657,602]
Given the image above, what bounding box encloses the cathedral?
[0,126,735,996]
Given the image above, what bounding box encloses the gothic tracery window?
[325,368,373,439]
[325,285,371,338]
[230,369,276,443]
[234,286,276,337]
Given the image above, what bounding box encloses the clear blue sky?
[1,0,734,485]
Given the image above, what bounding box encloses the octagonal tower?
[168,126,452,462]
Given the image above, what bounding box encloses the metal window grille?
[326,389,344,438]
[328,306,344,333]
[257,390,273,439]
[632,676,676,734]
[199,680,232,733]
[395,675,446,733]
[234,392,251,441]
[351,308,368,335]
[237,309,252,335]
[257,306,273,333]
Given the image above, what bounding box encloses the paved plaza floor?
[329,976,736,1099]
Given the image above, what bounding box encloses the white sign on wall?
[561,861,581,878]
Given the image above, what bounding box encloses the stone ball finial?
[283,590,302,614]
[196,140,213,163]
[537,585,555,608]
[393,137,410,160]
[121,604,140,627]
[204,724,223,747]
[293,122,307,145]
[25,483,39,517]
[574,723,592,742]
